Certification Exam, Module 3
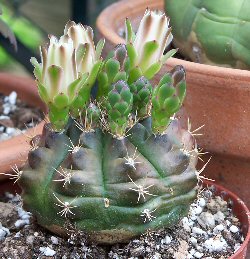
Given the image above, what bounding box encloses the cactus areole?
[18,10,201,244]
[165,0,250,69]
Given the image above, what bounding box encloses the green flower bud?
[151,65,186,134]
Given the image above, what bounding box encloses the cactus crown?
[15,9,203,244]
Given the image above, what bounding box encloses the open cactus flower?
[12,10,210,245]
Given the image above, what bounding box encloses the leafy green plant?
[10,10,206,244]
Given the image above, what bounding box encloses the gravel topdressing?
[0,91,43,142]
[0,187,245,259]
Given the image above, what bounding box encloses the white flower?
[126,9,175,80]
[31,21,104,107]
[64,21,98,74]
[31,21,104,128]
[31,34,86,105]
[62,21,105,116]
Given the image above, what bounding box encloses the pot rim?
[0,72,45,176]
[96,0,250,86]
[0,178,249,257]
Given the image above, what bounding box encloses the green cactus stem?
[19,116,198,244]
[165,0,250,69]
[151,65,186,134]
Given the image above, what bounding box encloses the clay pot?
[0,73,45,181]
[96,0,250,208]
[1,179,249,258]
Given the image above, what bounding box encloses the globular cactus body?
[165,0,250,69]
[17,9,203,245]
[20,117,197,243]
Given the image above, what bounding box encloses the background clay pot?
[96,0,250,208]
[0,179,249,258]
[0,73,45,180]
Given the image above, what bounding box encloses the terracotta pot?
[0,73,45,180]
[1,179,249,258]
[96,0,250,208]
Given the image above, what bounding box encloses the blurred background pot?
[96,0,250,208]
[0,73,45,181]
[165,0,250,70]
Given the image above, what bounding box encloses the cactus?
[97,44,129,98]
[19,114,198,244]
[14,10,204,245]
[165,0,250,69]
[130,76,153,118]
[151,65,186,133]
[125,9,177,83]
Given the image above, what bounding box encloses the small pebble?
[0,227,10,241]
[152,253,161,259]
[213,224,224,234]
[14,232,21,238]
[193,251,203,258]
[190,237,197,245]
[4,192,14,199]
[197,198,206,207]
[197,212,215,228]
[192,227,205,235]
[193,206,203,215]
[196,245,203,252]
[161,235,172,244]
[234,243,241,252]
[191,215,197,221]
[230,225,239,233]
[214,211,225,223]
[14,219,30,228]
[3,106,11,115]
[182,217,191,232]
[189,248,196,255]
[231,216,239,224]
[39,246,56,256]
[26,235,35,244]
[0,115,9,120]
[8,91,17,105]
[51,236,59,245]
[204,237,227,252]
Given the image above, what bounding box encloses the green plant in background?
[0,5,16,50]
[165,0,250,69]
[13,10,205,244]
[0,4,44,67]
